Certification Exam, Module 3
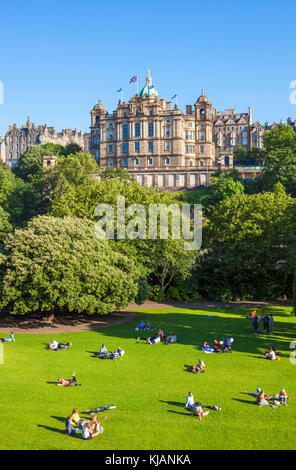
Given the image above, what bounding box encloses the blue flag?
[116,88,122,93]
[171,94,177,99]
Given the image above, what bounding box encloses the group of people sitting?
[136,320,152,331]
[191,359,206,374]
[65,408,104,439]
[248,311,274,335]
[202,338,233,353]
[97,344,125,359]
[244,387,290,407]
[184,392,210,420]
[47,339,72,351]
[0,332,15,343]
[137,329,177,345]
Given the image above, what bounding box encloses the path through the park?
[0,299,291,334]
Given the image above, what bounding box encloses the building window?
[96,138,99,145]
[108,160,113,167]
[165,157,170,165]
[166,127,170,137]
[123,112,127,118]
[189,160,193,167]
[10,152,12,159]
[122,142,128,153]
[200,160,204,167]
[200,145,204,154]
[225,156,230,165]
[165,141,170,151]
[109,130,113,139]
[148,141,153,152]
[188,122,192,128]
[135,158,139,165]
[95,151,99,159]
[149,110,153,116]
[135,123,140,137]
[186,145,193,153]
[200,131,205,140]
[109,122,113,127]
[135,141,140,152]
[148,157,153,165]
[166,117,170,123]
[123,159,127,167]
[123,124,129,139]
[148,122,154,136]
[96,129,99,134]
[136,110,139,116]
[108,144,113,153]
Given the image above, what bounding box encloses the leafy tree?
[60,143,82,156]
[0,216,140,316]
[196,191,296,300]
[101,168,132,181]
[258,124,296,195]
[0,207,12,244]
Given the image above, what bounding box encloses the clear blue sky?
[1,0,296,137]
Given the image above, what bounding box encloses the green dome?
[139,85,159,97]
[139,69,158,97]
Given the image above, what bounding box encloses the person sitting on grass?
[213,339,221,352]
[157,329,165,341]
[261,346,276,360]
[275,388,290,406]
[0,332,15,343]
[57,372,81,387]
[48,339,72,351]
[137,320,145,330]
[90,413,104,434]
[165,332,177,345]
[185,392,196,411]
[191,402,210,420]
[192,360,206,374]
[98,344,108,358]
[81,421,102,440]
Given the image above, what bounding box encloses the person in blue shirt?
[98,344,108,358]
[0,332,15,343]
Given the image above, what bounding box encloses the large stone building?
[89,70,267,189]
[4,115,88,168]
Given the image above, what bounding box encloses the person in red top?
[57,372,81,387]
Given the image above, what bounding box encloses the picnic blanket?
[202,346,216,354]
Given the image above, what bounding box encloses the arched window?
[200,109,206,118]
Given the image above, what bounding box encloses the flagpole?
[121,89,123,102]
[136,75,138,95]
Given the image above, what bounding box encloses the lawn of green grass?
[0,306,295,450]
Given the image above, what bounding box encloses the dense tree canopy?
[0,216,140,315]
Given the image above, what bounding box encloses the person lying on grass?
[0,332,15,343]
[57,372,81,387]
[165,332,177,344]
[191,402,210,420]
[256,390,278,408]
[192,360,206,374]
[137,335,160,344]
[48,339,72,351]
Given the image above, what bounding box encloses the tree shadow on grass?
[37,424,66,435]
[159,400,184,408]
[51,415,67,423]
[232,398,258,406]
[96,309,296,357]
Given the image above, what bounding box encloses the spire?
[202,88,204,97]
[146,69,152,88]
[27,113,31,126]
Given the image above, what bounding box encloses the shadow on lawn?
[96,309,296,357]
[232,398,258,406]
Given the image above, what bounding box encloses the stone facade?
[89,71,266,189]
[4,115,88,168]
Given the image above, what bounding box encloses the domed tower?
[139,70,159,97]
[194,89,215,164]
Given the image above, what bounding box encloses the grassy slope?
[0,306,295,450]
